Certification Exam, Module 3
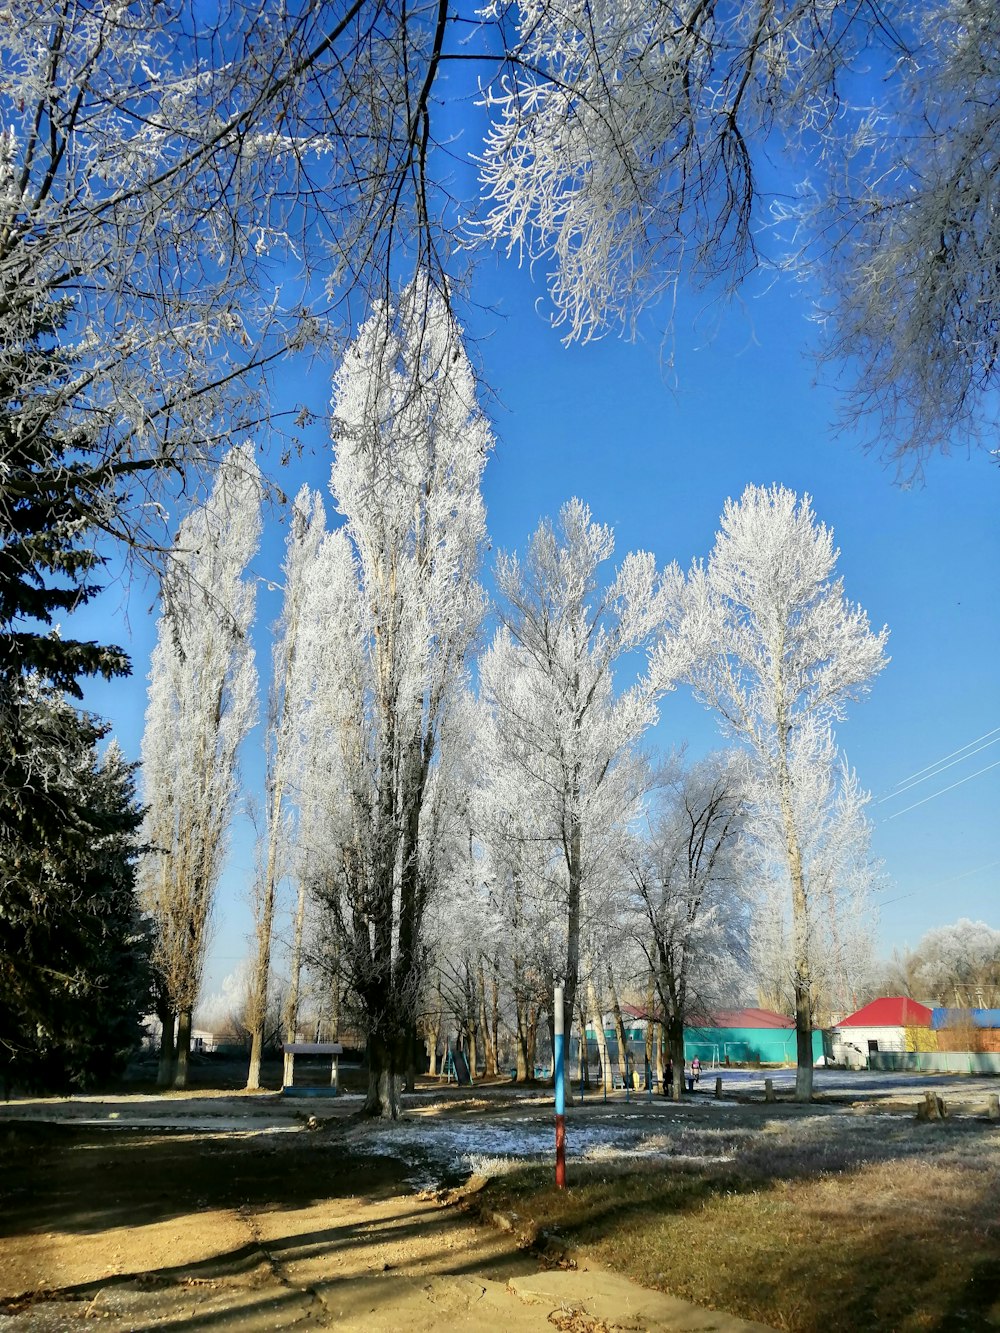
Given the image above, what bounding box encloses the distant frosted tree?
[653,484,888,1100]
[139,446,261,1088]
[244,487,330,1091]
[302,282,491,1118]
[905,919,1000,1008]
[626,753,749,1099]
[469,694,557,1083]
[481,499,670,1036]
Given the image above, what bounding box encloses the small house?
[831,996,934,1067]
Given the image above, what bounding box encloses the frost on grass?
[344,1105,1000,1194]
[345,1114,753,1187]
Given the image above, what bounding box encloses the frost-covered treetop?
[329,282,492,700]
[653,484,889,749]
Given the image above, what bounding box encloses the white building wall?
[832,1025,907,1067]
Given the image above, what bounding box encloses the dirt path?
[0,1120,769,1331]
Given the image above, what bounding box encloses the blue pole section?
[554,984,566,1189]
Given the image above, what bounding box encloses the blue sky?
[75,230,998,1001]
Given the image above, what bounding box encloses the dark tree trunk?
[608,964,631,1087]
[667,1012,685,1101]
[173,1007,192,1089]
[364,1030,404,1118]
[157,1005,176,1088]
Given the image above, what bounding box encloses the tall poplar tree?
[653,485,888,1101]
[307,281,491,1118]
[139,446,262,1088]
[480,499,670,1035]
[245,487,328,1090]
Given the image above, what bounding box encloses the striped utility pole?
[554,983,566,1189]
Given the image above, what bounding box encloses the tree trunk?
[563,806,582,1038]
[403,1020,419,1093]
[157,1006,176,1088]
[515,987,538,1081]
[468,1022,478,1085]
[490,968,501,1075]
[608,964,631,1087]
[666,1011,685,1101]
[478,960,497,1077]
[645,970,656,1087]
[246,877,276,1091]
[578,1001,590,1089]
[364,1031,403,1118]
[778,755,814,1102]
[586,973,612,1091]
[427,970,443,1076]
[654,1021,665,1091]
[173,1007,192,1089]
[282,878,308,1088]
[795,980,814,1100]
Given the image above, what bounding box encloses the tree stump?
[715,1076,723,1100]
[987,1094,999,1121]
[764,1077,775,1103]
[916,1090,947,1121]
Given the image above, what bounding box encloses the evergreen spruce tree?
[0,290,128,696]
[0,681,152,1092]
[0,293,147,1092]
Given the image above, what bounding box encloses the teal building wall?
[684,1025,827,1065]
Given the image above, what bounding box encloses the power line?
[878,732,1000,802]
[885,757,1000,820]
[878,724,1000,803]
[917,858,1000,894]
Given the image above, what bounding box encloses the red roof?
[704,1008,794,1029]
[622,1003,794,1029]
[837,997,933,1028]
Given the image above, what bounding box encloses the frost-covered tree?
[481,500,670,1037]
[653,485,888,1100]
[139,446,262,1088]
[746,723,882,1025]
[244,487,329,1091]
[463,682,559,1082]
[479,1,1000,464]
[799,0,1000,464]
[302,283,491,1118]
[902,919,1000,1008]
[1,0,990,586]
[626,754,749,1100]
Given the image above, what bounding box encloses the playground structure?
[281,1041,343,1096]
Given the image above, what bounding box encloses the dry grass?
[480,1112,1000,1332]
